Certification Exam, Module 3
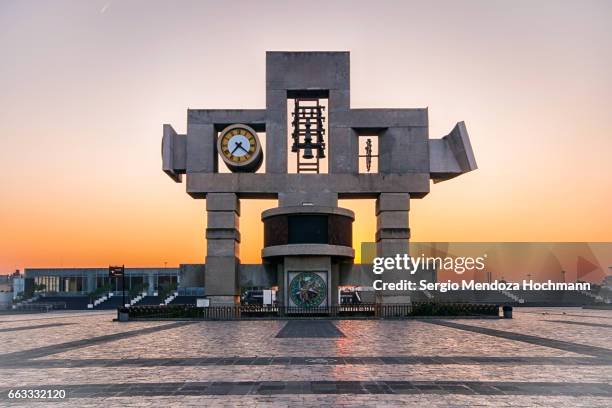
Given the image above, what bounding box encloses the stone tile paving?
[0,312,170,354]
[43,319,583,360]
[4,355,608,369]
[1,363,611,387]
[276,320,346,338]
[423,320,612,359]
[455,308,612,350]
[3,393,612,407]
[0,322,76,333]
[0,311,111,327]
[0,308,610,407]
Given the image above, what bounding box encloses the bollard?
[118,307,129,322]
[503,305,513,319]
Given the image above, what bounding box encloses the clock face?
[289,272,327,308]
[220,128,256,163]
[217,124,263,172]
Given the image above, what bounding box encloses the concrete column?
[147,273,155,295]
[86,273,96,293]
[331,263,340,305]
[265,90,288,174]
[328,88,356,174]
[205,193,240,305]
[376,193,411,304]
[276,263,284,306]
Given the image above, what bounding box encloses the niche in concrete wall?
[287,91,329,174]
[216,132,267,174]
[358,135,378,174]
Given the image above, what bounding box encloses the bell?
[302,147,314,159]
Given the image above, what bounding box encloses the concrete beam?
[262,244,354,258]
[278,192,338,207]
[187,173,430,197]
[187,109,266,131]
[333,109,428,129]
[266,51,350,91]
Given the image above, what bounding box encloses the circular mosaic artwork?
[289,272,327,308]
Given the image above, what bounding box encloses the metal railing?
[127,303,418,320]
[126,302,501,320]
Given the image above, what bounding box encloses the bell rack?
[291,98,326,173]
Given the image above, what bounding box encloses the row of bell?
[302,145,326,160]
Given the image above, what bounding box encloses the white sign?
[263,290,273,305]
[196,298,210,308]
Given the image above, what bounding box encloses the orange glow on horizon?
[1,1,611,279]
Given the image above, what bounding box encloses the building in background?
[0,271,22,309]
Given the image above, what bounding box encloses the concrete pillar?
[86,273,96,293]
[205,193,240,305]
[276,263,284,306]
[329,127,359,174]
[328,88,356,174]
[376,193,411,304]
[265,89,288,174]
[331,263,340,305]
[147,273,155,295]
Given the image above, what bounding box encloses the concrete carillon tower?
[162,52,477,307]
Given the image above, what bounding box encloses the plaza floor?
[0,308,611,407]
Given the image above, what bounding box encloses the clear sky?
[1,0,611,274]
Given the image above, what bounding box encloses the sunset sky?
[1,0,611,274]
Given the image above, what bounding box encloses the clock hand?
[238,144,249,153]
[230,142,243,155]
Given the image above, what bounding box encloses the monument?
[162,51,477,307]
